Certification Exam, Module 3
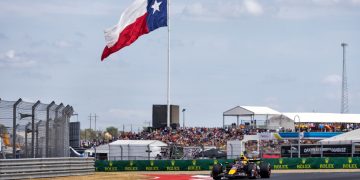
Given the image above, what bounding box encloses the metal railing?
[0,157,94,179]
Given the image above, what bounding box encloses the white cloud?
[322,74,342,85]
[181,0,264,22]
[0,50,37,68]
[244,0,264,16]
[352,0,360,5]
[312,0,341,6]
[0,1,119,17]
[274,0,360,19]
[5,50,15,59]
[183,3,207,16]
[53,40,73,48]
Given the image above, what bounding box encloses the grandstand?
[223,106,360,132]
[79,106,360,160]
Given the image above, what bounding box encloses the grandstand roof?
[283,113,360,123]
[320,128,360,143]
[223,106,281,116]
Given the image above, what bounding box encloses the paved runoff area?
[40,170,360,180]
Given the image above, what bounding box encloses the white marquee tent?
[223,106,360,130]
[223,106,281,128]
[108,140,167,160]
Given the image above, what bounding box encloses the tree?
[106,126,118,138]
[80,128,96,141]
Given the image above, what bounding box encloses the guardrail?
[95,157,360,171]
[0,157,95,179]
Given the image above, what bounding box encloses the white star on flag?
[151,0,162,14]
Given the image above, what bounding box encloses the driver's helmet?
[240,154,248,164]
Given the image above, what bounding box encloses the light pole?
[182,108,186,128]
[294,115,301,158]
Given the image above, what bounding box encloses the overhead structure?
[222,106,281,128]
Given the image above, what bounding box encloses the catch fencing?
[0,98,73,158]
[0,157,94,179]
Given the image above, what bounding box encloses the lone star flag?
[101,0,167,61]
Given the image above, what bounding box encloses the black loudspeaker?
[152,105,179,129]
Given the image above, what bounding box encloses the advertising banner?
[281,144,352,157]
[96,157,360,171]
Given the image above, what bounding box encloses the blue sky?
[1,0,360,131]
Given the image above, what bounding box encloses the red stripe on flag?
[101,13,149,61]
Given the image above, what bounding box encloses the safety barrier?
[0,157,95,179]
[96,157,360,171]
[266,157,360,169]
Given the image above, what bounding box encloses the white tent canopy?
[320,128,360,144]
[223,106,281,116]
[223,106,281,128]
[108,140,167,160]
[110,140,167,146]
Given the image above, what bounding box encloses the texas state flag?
[101,0,167,61]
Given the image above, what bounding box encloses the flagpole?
[166,0,171,128]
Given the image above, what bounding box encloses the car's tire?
[211,164,222,180]
[247,163,257,179]
[259,162,271,178]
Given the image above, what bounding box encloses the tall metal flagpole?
[167,0,171,128]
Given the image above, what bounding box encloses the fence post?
[12,98,22,158]
[63,105,73,157]
[321,143,323,158]
[120,145,123,160]
[31,100,40,158]
[108,144,110,160]
[128,144,130,160]
[35,120,41,157]
[25,123,30,158]
[46,101,55,158]
[53,103,64,157]
[147,144,151,160]
[351,140,354,157]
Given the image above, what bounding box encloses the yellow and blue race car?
[211,155,271,179]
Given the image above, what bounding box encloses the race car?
[211,155,271,179]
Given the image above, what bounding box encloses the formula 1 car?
[211,155,271,179]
